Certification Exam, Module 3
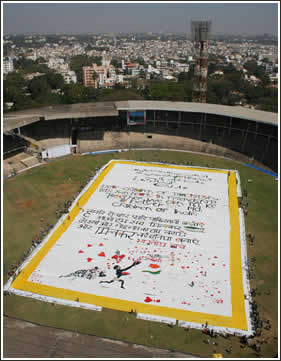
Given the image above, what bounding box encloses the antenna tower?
[191,20,211,103]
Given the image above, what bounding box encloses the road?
[3,316,198,358]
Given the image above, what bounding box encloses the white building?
[131,68,140,76]
[48,57,65,71]
[102,55,112,67]
[3,58,14,74]
[26,53,37,61]
[265,63,274,73]
[24,72,45,81]
[62,71,77,84]
[116,74,124,83]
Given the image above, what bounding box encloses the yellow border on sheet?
[228,172,247,330]
[11,160,247,330]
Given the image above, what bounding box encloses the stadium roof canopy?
[3,102,118,132]
[3,101,278,132]
[116,101,278,126]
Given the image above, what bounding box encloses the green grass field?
[3,150,278,358]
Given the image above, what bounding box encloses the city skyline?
[2,1,279,36]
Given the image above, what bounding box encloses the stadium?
[3,101,278,357]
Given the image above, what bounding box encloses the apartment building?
[83,63,109,88]
[3,58,14,74]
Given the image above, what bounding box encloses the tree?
[111,58,121,68]
[208,62,217,76]
[45,72,65,89]
[244,60,269,85]
[85,44,94,51]
[261,58,270,63]
[114,82,125,90]
[5,86,34,111]
[3,72,30,109]
[225,71,245,90]
[146,82,169,100]
[4,85,24,103]
[27,76,51,99]
[243,84,265,104]
[255,67,270,85]
[129,77,138,91]
[167,82,185,101]
[223,64,237,74]
[136,57,145,66]
[13,56,50,74]
[183,80,193,102]
[206,89,219,104]
[82,86,98,102]
[35,57,46,64]
[207,78,233,105]
[4,72,26,89]
[32,91,62,107]
[258,96,278,113]
[213,79,233,102]
[244,60,257,75]
[62,83,85,103]
[98,89,144,102]
[178,72,190,82]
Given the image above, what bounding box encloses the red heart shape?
[144,296,152,303]
[88,244,92,247]
[98,252,105,257]
[78,250,84,254]
[149,264,160,269]
[87,257,92,262]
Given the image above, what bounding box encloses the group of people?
[200,315,273,357]
[201,323,219,348]
[250,300,263,332]
[156,159,194,166]
[247,233,255,246]
[202,322,217,338]
[240,334,262,353]
[240,191,249,215]
[6,221,54,279]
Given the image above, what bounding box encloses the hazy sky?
[3,1,279,36]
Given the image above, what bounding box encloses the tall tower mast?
[191,20,211,103]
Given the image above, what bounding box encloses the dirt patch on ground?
[13,188,23,195]
[15,200,36,209]
[50,183,78,198]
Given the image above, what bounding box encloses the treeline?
[4,58,278,113]
[3,69,143,112]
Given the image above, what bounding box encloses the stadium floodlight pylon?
[191,20,212,103]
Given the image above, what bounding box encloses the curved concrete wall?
[5,105,277,172]
[78,131,269,169]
